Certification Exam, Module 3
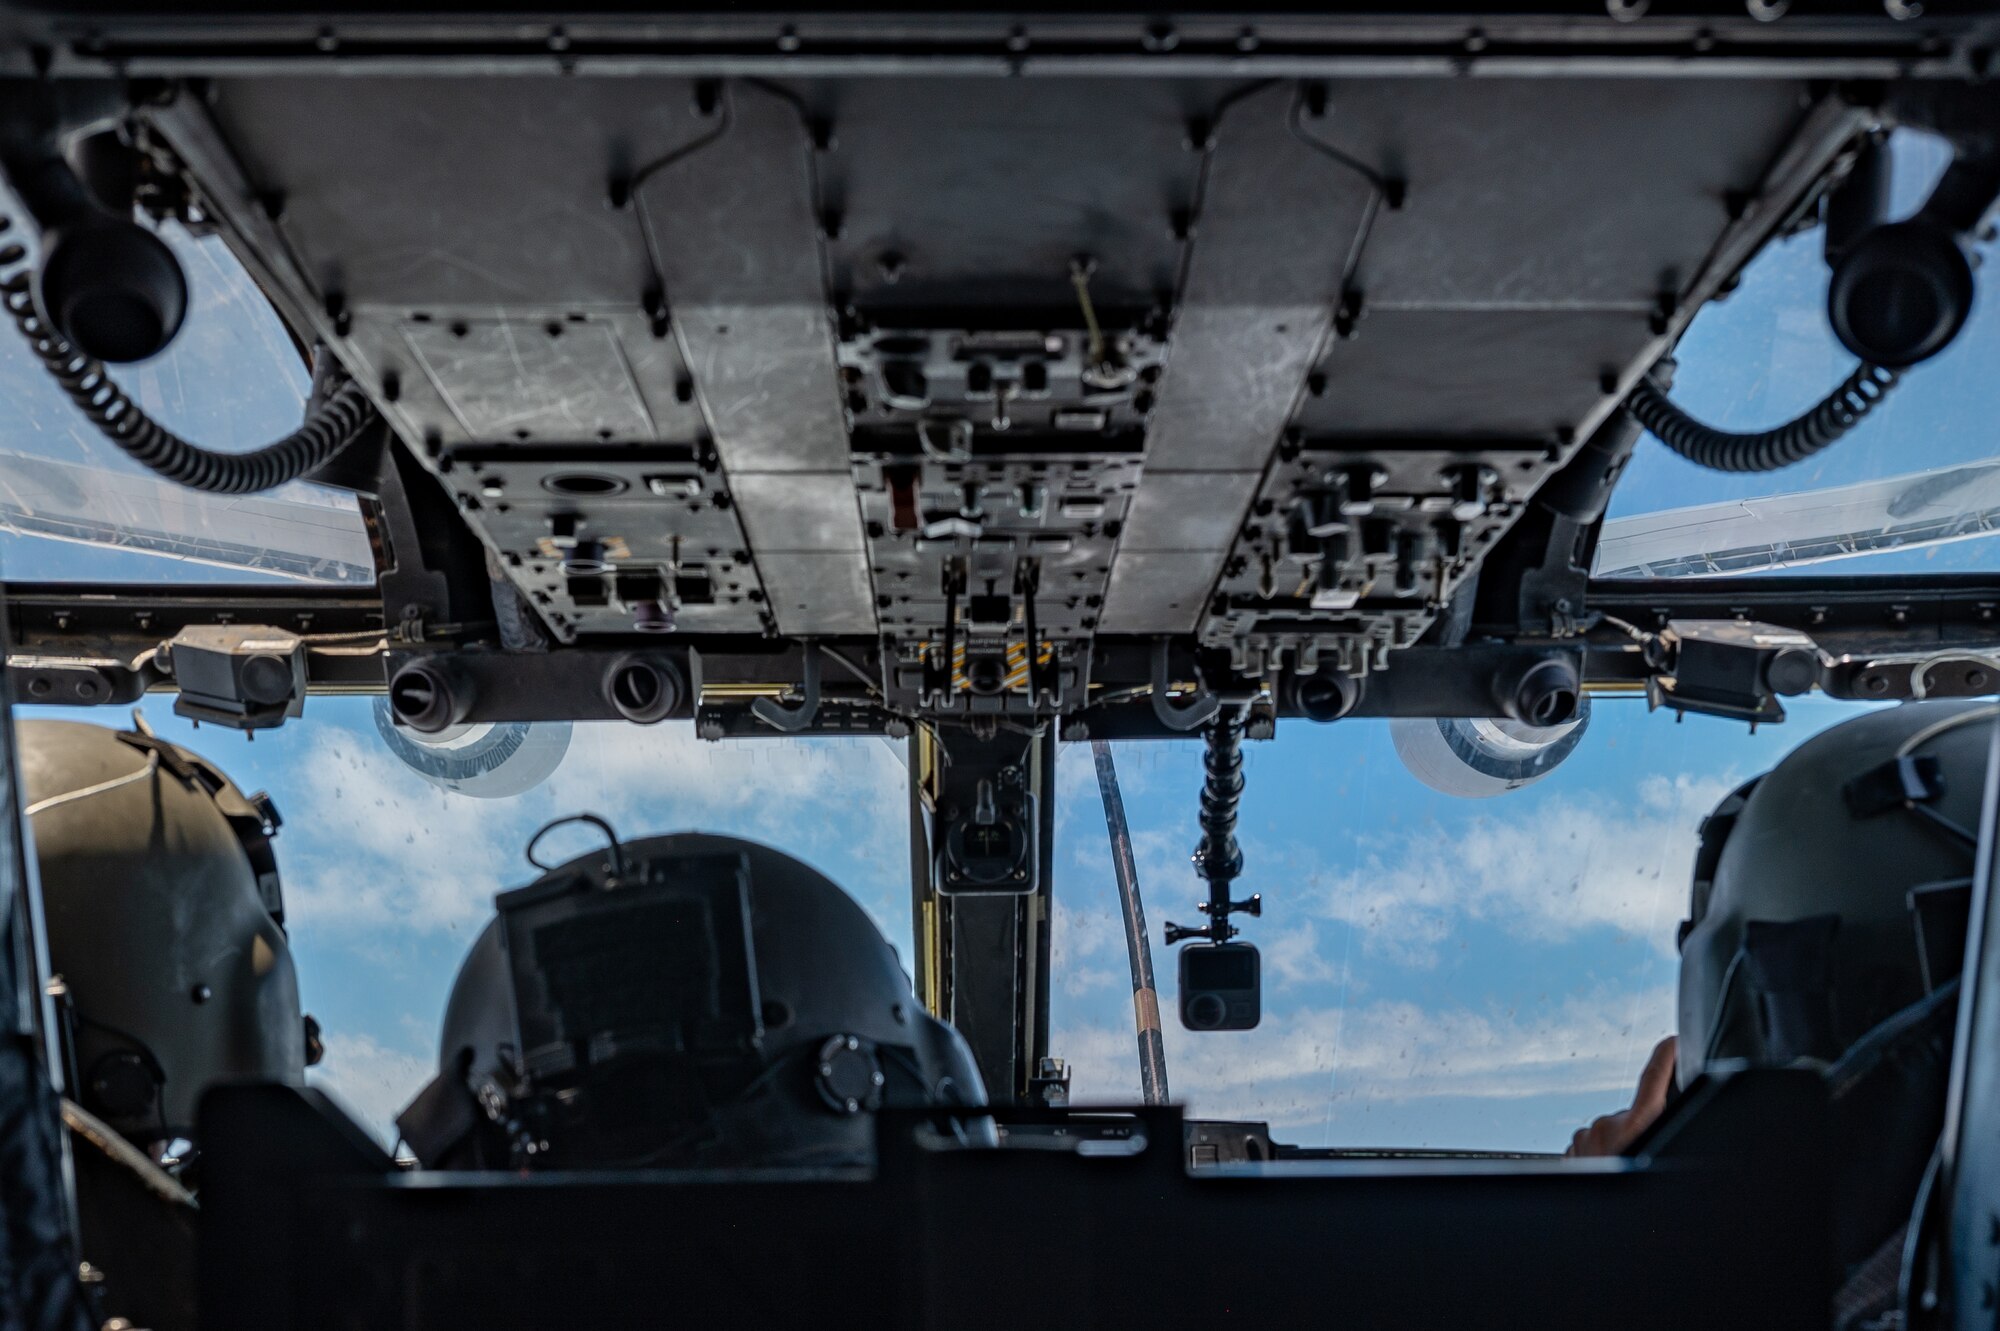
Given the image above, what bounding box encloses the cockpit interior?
[3,4,2000,1328]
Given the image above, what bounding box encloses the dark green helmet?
[401,829,986,1171]
[17,719,305,1143]
[1677,700,1988,1089]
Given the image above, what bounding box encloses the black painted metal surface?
[199,1071,1834,1330]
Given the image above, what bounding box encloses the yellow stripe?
[1133,987,1162,1034]
[920,640,1057,692]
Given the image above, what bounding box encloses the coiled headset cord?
[1626,361,1900,474]
[1,219,378,496]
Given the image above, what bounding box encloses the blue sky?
[1606,129,2000,576]
[13,694,1859,1152]
[2,129,1995,1151]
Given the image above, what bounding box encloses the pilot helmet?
[16,718,306,1145]
[1677,700,1988,1088]
[400,829,986,1170]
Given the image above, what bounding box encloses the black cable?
[1626,361,1900,474]
[0,266,378,495]
[524,812,627,879]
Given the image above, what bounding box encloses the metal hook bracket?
[752,644,822,733]
[1150,640,1220,732]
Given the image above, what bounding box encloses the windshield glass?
[19,693,1866,1152]
[0,183,372,586]
[1,116,1980,1157]
[1601,128,2000,580]
[14,698,913,1142]
[1051,702,1858,1150]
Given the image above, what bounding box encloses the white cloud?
[1059,982,1676,1147]
[1261,919,1345,989]
[307,1030,433,1147]
[280,720,912,939]
[1050,897,1126,997]
[1307,772,1734,967]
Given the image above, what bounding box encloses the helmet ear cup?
[1826,219,1975,369]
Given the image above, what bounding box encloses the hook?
[752,645,822,733]
[1151,640,1220,732]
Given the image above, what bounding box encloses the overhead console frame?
[0,4,1993,739]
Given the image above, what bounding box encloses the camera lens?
[1187,993,1227,1030]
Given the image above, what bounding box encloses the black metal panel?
[371,305,700,455]
[199,1074,1835,1330]
[7,573,2000,725]
[634,79,876,635]
[1326,79,1814,309]
[205,78,701,309]
[806,78,1219,315]
[694,697,902,740]
[1206,438,1554,676]
[1585,574,2000,656]
[439,446,768,639]
[10,4,1996,74]
[1,583,388,696]
[946,894,1026,1094]
[1103,80,1377,633]
[1297,308,1649,439]
[381,647,700,724]
[633,81,845,475]
[402,319,668,443]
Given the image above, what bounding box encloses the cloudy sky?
[3,128,1994,1151]
[15,693,1859,1152]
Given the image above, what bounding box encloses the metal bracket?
[1150,640,1220,733]
[751,645,822,733]
[1646,619,1821,727]
[164,624,308,731]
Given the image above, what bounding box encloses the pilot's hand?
[1565,1036,1677,1159]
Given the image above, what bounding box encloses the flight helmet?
[17,718,305,1144]
[400,828,986,1170]
[1678,700,1989,1086]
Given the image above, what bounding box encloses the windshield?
[1600,129,2000,581]
[0,188,372,586]
[1050,702,1859,1149]
[1,120,1985,1156]
[13,697,918,1141]
[13,693,1870,1152]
